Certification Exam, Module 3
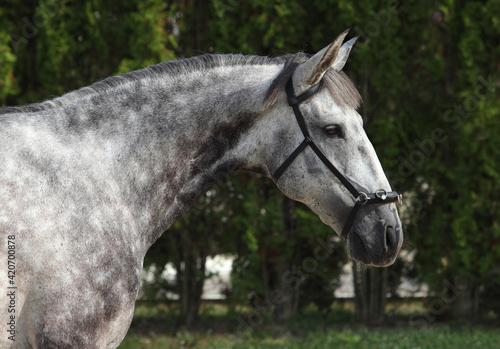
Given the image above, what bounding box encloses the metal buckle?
[356,192,369,205]
[375,189,387,200]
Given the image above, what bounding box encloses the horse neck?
[100,63,282,247]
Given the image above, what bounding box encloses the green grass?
[118,301,500,349]
[121,327,500,349]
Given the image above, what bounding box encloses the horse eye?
[324,125,342,136]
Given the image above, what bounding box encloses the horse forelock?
[323,70,362,110]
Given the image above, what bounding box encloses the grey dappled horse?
[0,30,402,348]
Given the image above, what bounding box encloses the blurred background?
[1,0,499,348]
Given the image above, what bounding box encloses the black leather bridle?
[273,77,402,239]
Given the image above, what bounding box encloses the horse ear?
[293,30,357,90]
[330,36,357,72]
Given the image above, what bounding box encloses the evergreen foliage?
[1,0,498,325]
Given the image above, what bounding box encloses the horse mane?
[0,53,361,115]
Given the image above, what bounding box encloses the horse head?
[267,30,403,267]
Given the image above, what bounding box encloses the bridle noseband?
[273,77,402,239]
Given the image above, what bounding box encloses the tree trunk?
[177,229,207,329]
[275,197,301,321]
[353,262,388,325]
[449,278,478,321]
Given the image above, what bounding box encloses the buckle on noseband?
[356,192,370,205]
[375,189,387,200]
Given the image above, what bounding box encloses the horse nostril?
[385,225,396,253]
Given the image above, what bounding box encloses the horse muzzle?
[346,203,403,267]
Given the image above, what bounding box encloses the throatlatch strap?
[273,138,311,181]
